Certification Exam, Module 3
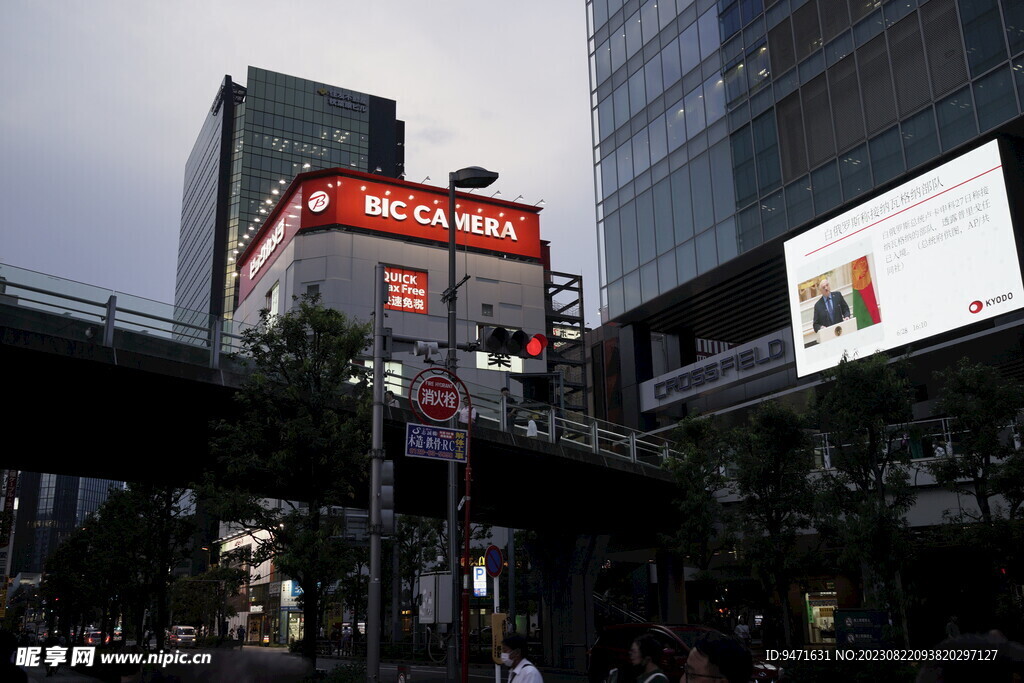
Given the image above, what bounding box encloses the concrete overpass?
[0,264,678,536]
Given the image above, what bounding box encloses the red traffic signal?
[479,327,547,358]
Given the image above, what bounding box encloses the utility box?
[417,572,452,624]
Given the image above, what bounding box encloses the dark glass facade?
[587,0,1024,427]
[589,0,1024,324]
[11,473,123,574]
[176,67,405,320]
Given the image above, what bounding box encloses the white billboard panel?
[784,140,1024,377]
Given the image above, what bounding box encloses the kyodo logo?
[308,190,330,213]
[970,292,1013,314]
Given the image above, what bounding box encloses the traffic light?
[479,327,548,358]
[380,460,395,536]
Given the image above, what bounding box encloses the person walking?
[628,634,669,682]
[734,617,751,650]
[237,625,246,649]
[500,633,542,682]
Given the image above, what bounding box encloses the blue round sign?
[485,545,503,578]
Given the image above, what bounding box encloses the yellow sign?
[491,613,508,665]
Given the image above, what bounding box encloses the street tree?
[813,352,916,644]
[206,295,371,665]
[169,565,246,641]
[665,416,733,620]
[929,358,1024,523]
[729,401,815,646]
[39,483,193,648]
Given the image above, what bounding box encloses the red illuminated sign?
[237,170,542,306]
[385,266,428,315]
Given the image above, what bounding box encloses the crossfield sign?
[416,375,461,421]
[384,266,428,314]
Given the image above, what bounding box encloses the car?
[84,630,104,646]
[586,623,780,682]
[167,625,197,648]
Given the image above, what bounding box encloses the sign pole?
[367,263,386,682]
[446,174,461,683]
[494,572,500,683]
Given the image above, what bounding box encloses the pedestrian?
[458,404,478,426]
[228,627,235,644]
[946,615,960,639]
[628,634,669,682]
[500,633,542,682]
[0,629,28,683]
[384,390,399,418]
[500,387,518,428]
[526,414,538,438]
[734,617,751,650]
[237,625,246,648]
[144,627,153,651]
[684,634,752,683]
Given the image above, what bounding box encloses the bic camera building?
[587,0,1024,638]
[234,167,559,405]
[176,67,405,324]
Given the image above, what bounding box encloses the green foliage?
[813,353,916,642]
[665,416,732,572]
[929,358,1024,523]
[42,483,193,646]
[729,401,815,645]
[169,565,246,630]
[205,294,372,664]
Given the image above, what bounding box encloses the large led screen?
[784,140,1024,377]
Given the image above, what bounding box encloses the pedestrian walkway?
[23,664,105,681]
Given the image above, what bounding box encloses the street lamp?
[446,165,497,683]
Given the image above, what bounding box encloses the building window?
[482,303,494,317]
[266,282,280,320]
[936,87,977,151]
[305,283,320,297]
[974,66,1017,132]
[900,108,940,169]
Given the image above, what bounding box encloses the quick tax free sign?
[384,266,427,314]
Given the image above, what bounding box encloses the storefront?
[280,579,304,645]
[248,582,281,645]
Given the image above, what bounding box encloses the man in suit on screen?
[812,278,851,332]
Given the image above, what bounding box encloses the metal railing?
[0,263,678,469]
[11,262,999,478]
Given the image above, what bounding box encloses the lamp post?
[445,166,498,682]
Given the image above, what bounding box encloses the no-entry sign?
[416,375,461,422]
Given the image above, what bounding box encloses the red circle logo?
[415,376,461,422]
[969,300,984,314]
[307,190,329,213]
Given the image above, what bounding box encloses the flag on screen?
[851,256,881,327]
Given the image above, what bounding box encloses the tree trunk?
[302,581,319,665]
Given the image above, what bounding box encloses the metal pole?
[367,263,386,682]
[446,174,461,681]
[461,401,473,683]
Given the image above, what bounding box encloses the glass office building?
[587,0,1024,424]
[176,67,405,321]
[10,473,124,574]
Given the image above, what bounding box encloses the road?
[13,646,590,682]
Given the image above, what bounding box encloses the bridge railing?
[0,262,681,468]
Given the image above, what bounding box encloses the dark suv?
[587,623,780,682]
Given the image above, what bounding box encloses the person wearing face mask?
[500,633,543,682]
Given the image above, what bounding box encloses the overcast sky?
[0,1,601,325]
